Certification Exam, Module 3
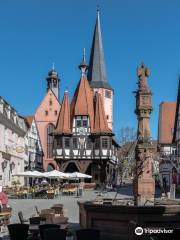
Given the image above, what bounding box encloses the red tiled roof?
[158,101,176,144]
[71,75,94,129]
[24,115,34,128]
[93,93,112,134]
[56,91,71,135]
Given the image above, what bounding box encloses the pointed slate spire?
[93,92,112,135]
[173,78,180,142]
[88,10,112,90]
[55,90,71,135]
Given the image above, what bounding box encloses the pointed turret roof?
[93,92,112,135]
[71,75,94,129]
[173,78,180,142]
[55,91,71,135]
[88,11,113,90]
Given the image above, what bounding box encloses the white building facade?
[0,96,27,186]
[24,117,43,171]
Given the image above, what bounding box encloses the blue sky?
[0,0,180,140]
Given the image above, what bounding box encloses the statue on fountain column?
[134,63,155,206]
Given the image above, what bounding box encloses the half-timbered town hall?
[33,11,119,184]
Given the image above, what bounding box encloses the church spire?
[87,10,112,90]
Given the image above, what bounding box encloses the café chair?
[8,223,29,240]
[18,211,28,224]
[76,229,100,240]
[35,206,40,215]
[43,228,67,240]
[39,224,60,240]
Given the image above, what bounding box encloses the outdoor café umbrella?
[13,171,44,178]
[44,170,68,179]
[68,172,92,179]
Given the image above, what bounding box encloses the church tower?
[88,10,113,130]
[46,66,60,100]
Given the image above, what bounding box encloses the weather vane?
[52,62,55,70]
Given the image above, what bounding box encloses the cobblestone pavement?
[9,187,133,224]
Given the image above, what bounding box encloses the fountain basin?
[78,199,180,240]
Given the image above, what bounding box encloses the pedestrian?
[0,186,9,209]
[163,177,167,196]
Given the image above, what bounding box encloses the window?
[102,138,109,149]
[47,124,55,158]
[83,120,87,127]
[76,120,81,127]
[95,138,100,149]
[87,138,92,149]
[49,99,53,106]
[28,137,35,148]
[32,126,36,134]
[45,110,48,116]
[73,138,78,149]
[64,138,70,148]
[105,90,111,98]
[53,80,57,88]
[56,138,62,148]
[106,115,109,120]
[54,110,58,116]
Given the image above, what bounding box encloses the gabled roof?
[158,101,176,144]
[55,91,71,135]
[173,79,180,142]
[87,11,113,90]
[71,75,94,129]
[24,115,34,128]
[93,92,112,135]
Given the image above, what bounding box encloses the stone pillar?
[133,63,155,206]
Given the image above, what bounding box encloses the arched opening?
[47,123,55,158]
[64,162,79,173]
[86,163,99,183]
[47,163,55,172]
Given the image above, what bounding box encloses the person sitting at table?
[0,186,9,208]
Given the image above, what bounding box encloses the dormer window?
[76,120,81,127]
[83,120,87,127]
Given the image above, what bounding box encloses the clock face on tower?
[78,127,86,135]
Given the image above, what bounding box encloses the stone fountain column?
[133,63,155,206]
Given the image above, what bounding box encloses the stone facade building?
[34,71,61,171]
[0,96,27,186]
